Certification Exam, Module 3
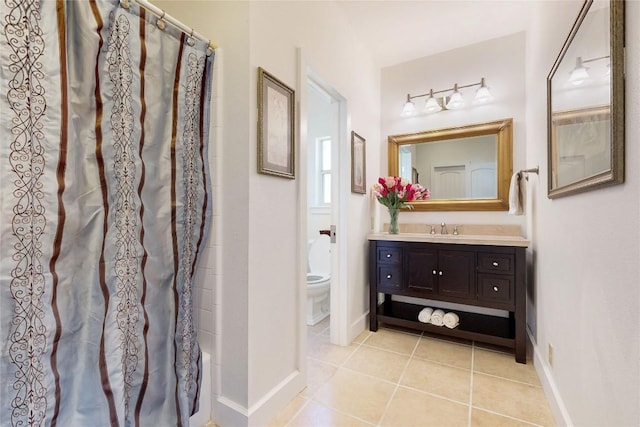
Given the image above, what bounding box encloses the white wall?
[525,2,640,426]
[247,2,379,420]
[156,1,380,426]
[380,32,527,229]
[151,2,640,426]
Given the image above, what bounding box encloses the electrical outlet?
[548,343,554,367]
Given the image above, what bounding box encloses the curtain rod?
[120,0,217,52]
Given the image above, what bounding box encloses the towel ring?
[156,10,166,30]
[187,28,196,46]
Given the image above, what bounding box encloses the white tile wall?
[194,49,223,370]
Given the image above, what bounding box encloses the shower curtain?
[0,0,214,426]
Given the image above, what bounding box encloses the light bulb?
[401,99,416,116]
[445,84,465,110]
[473,78,493,104]
[568,57,590,86]
[423,89,442,114]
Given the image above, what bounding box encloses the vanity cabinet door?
[406,248,437,295]
[437,250,475,300]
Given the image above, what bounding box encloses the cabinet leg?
[370,315,378,332]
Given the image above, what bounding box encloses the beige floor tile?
[473,373,555,426]
[474,348,540,385]
[470,407,537,426]
[422,331,472,346]
[308,334,359,366]
[379,323,423,335]
[343,345,410,383]
[414,336,473,369]
[288,400,374,427]
[307,316,330,336]
[381,386,469,427]
[313,368,396,424]
[401,357,471,403]
[473,341,513,355]
[351,329,372,344]
[364,328,420,355]
[301,358,338,398]
[267,395,308,427]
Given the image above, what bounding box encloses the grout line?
[282,396,311,427]
[376,331,422,426]
[305,398,377,426]
[473,370,544,388]
[359,341,422,358]
[469,406,547,427]
[394,383,473,407]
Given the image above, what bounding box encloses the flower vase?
[388,208,400,234]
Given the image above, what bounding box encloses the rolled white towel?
[430,309,445,326]
[443,312,460,329]
[418,307,433,323]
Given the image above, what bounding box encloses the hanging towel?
[430,309,445,326]
[418,307,434,323]
[443,312,460,329]
[508,172,524,215]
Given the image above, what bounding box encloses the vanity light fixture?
[401,77,493,117]
[445,84,465,110]
[568,55,610,86]
[401,93,417,116]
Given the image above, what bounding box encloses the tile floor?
[268,317,555,427]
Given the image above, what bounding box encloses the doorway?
[301,67,348,347]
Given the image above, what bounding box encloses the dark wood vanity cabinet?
[406,247,476,301]
[369,239,527,363]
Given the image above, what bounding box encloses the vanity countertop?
[367,232,530,247]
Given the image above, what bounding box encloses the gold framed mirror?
[388,118,513,211]
[547,0,625,198]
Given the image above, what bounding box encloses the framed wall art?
[258,67,296,179]
[351,131,366,194]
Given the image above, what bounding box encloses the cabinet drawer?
[378,266,402,291]
[477,253,514,275]
[377,247,402,264]
[477,274,513,305]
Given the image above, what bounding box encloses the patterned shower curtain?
[0,0,214,426]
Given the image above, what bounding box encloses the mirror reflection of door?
[403,134,497,200]
[470,163,497,198]
[431,165,466,199]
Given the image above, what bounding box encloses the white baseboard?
[215,395,248,427]
[349,311,369,343]
[214,370,305,427]
[528,330,573,426]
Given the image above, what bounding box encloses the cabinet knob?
[492,261,499,267]
[493,286,499,292]
[432,270,437,275]
[439,271,443,276]
[386,253,392,258]
[386,274,392,279]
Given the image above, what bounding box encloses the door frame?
[297,49,349,348]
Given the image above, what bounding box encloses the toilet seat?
[307,273,329,285]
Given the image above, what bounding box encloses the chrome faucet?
[440,222,447,235]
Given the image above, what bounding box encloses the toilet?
[306,234,331,326]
